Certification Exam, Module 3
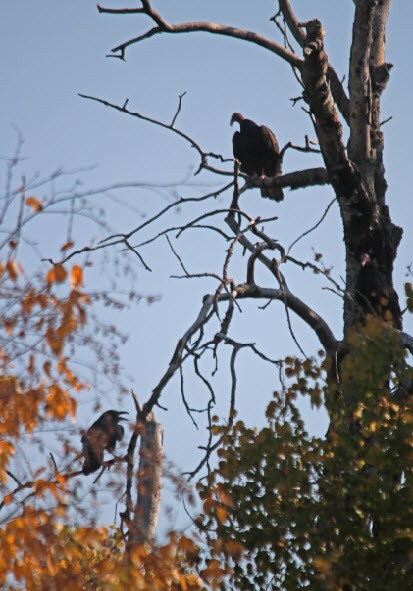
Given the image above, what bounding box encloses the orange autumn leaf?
[27,354,35,374]
[46,327,64,356]
[46,385,72,420]
[25,196,43,211]
[179,535,198,553]
[70,265,83,288]
[217,488,234,508]
[47,264,67,284]
[43,360,51,377]
[6,260,18,281]
[57,358,66,374]
[203,497,217,513]
[5,320,15,335]
[1,493,13,505]
[224,540,244,558]
[22,288,35,315]
[215,506,228,524]
[61,241,74,252]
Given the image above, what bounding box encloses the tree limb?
[348,0,377,162]
[129,414,163,546]
[233,283,337,355]
[300,20,349,171]
[278,0,305,46]
[252,166,329,194]
[100,0,303,67]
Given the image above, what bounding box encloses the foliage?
[1,516,202,590]
[2,2,413,590]
[0,258,201,589]
[198,318,413,590]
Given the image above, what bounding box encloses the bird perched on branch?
[81,410,129,475]
[230,112,283,201]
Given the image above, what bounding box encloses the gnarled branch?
[98,0,303,67]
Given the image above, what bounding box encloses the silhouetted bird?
[230,112,283,201]
[81,410,129,475]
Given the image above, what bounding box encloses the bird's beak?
[230,115,235,126]
[117,411,129,421]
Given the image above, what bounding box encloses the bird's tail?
[260,186,284,202]
[82,456,101,475]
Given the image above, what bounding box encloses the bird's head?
[230,112,244,126]
[360,253,371,267]
[102,410,129,424]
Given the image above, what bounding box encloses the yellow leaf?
[25,196,43,211]
[70,265,83,288]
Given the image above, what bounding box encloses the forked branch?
[98,0,303,67]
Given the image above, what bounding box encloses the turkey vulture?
[81,410,129,475]
[230,112,283,201]
[355,253,401,329]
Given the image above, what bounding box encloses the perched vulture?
[355,253,402,329]
[230,112,283,201]
[81,410,129,475]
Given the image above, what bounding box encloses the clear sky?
[2,1,413,531]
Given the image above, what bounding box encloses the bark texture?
[300,14,401,335]
[130,415,163,545]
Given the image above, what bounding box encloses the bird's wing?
[82,430,104,474]
[82,428,105,460]
[116,424,125,442]
[233,129,257,175]
[106,424,125,453]
[232,131,244,163]
[258,125,280,177]
[260,125,280,155]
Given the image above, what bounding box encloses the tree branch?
[278,0,305,47]
[327,66,350,125]
[233,283,337,354]
[101,1,303,68]
[251,166,329,195]
[130,414,163,546]
[140,274,336,418]
[370,0,392,68]
[300,20,349,171]
[348,0,377,162]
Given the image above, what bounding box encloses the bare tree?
[61,0,411,548]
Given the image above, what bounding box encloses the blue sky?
[2,1,413,530]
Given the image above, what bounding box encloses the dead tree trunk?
[300,15,402,337]
[128,414,163,546]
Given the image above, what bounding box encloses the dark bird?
[81,410,129,475]
[230,112,283,201]
[355,253,402,329]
